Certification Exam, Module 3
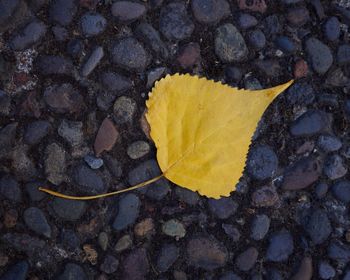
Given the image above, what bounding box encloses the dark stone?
[1,233,45,258]
[67,39,84,58]
[324,154,347,180]
[80,46,104,77]
[266,269,283,280]
[111,1,146,22]
[24,120,51,145]
[24,207,51,238]
[235,247,258,271]
[175,187,200,205]
[225,66,242,82]
[25,181,46,201]
[52,25,68,41]
[248,29,266,50]
[0,123,17,155]
[128,160,170,200]
[290,257,312,280]
[156,243,179,272]
[49,0,77,26]
[187,236,228,270]
[0,261,29,280]
[12,144,37,181]
[159,2,194,41]
[73,164,106,195]
[100,255,119,274]
[332,180,350,203]
[177,43,201,69]
[317,135,342,152]
[251,186,279,207]
[282,157,321,190]
[315,182,329,198]
[51,197,86,221]
[191,0,230,25]
[58,119,83,147]
[263,15,281,37]
[326,68,350,87]
[36,55,74,76]
[318,261,336,279]
[0,175,21,203]
[275,36,297,53]
[104,155,123,179]
[328,241,350,262]
[255,60,282,78]
[123,248,149,280]
[215,23,248,62]
[266,231,294,262]
[0,0,21,30]
[286,82,315,105]
[84,155,103,170]
[208,197,237,219]
[100,72,132,92]
[44,83,84,114]
[0,90,11,116]
[324,17,340,41]
[9,19,47,51]
[286,6,310,26]
[112,193,140,231]
[303,209,331,244]
[337,44,350,65]
[290,110,331,137]
[220,272,242,280]
[111,37,149,72]
[59,229,80,250]
[238,13,258,29]
[222,224,240,241]
[305,38,333,75]
[146,67,167,88]
[80,12,106,37]
[251,214,270,240]
[58,263,87,280]
[247,145,278,180]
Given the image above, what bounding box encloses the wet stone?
[73,164,106,195]
[247,145,278,180]
[324,154,347,180]
[58,263,87,280]
[111,37,149,72]
[127,141,150,159]
[45,143,67,185]
[100,72,132,92]
[122,248,149,280]
[305,38,333,75]
[290,257,313,280]
[208,197,237,219]
[159,2,194,41]
[84,155,103,169]
[332,180,350,203]
[286,6,310,26]
[248,29,266,50]
[251,214,270,240]
[111,1,146,22]
[187,236,228,270]
[191,0,230,25]
[251,185,279,207]
[324,17,340,41]
[157,243,179,272]
[215,23,248,63]
[36,55,74,76]
[235,247,258,271]
[80,12,106,37]
[317,135,342,152]
[80,46,104,77]
[51,197,86,221]
[0,175,22,203]
[24,120,51,145]
[327,241,350,262]
[162,219,186,238]
[9,19,47,51]
[113,96,137,124]
[23,207,51,238]
[290,110,331,137]
[303,209,331,244]
[94,118,119,156]
[49,0,77,26]
[266,231,294,262]
[100,255,119,274]
[58,119,83,147]
[112,193,140,231]
[238,13,258,29]
[318,261,336,279]
[0,261,29,280]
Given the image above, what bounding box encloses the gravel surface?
[1,0,350,279]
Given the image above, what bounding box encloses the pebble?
[44,83,84,114]
[51,197,86,221]
[263,15,281,37]
[146,67,167,88]
[251,214,270,240]
[248,29,266,50]
[175,187,200,205]
[100,72,132,92]
[275,36,297,53]
[215,23,248,62]
[290,257,313,280]
[235,247,258,271]
[0,90,11,116]
[305,38,333,75]
[290,110,331,137]
[287,82,314,105]
[315,182,329,198]
[294,59,309,79]
[0,0,21,32]
[4,209,18,228]
[303,209,331,244]
[98,232,108,251]
[191,0,230,25]
[238,13,258,29]
[52,25,68,41]
[323,154,347,180]
[208,197,237,219]
[237,0,267,13]
[24,120,51,145]
[115,235,132,252]
[337,44,350,65]
[0,175,22,203]
[23,207,51,238]
[317,135,342,152]
[112,193,140,231]
[0,123,17,156]
[9,20,47,51]
[162,219,186,238]
[222,224,240,241]
[156,243,179,272]
[122,248,149,280]
[0,261,29,280]
[11,144,37,181]
[326,67,349,87]
[246,145,278,180]
[57,263,87,280]
[45,143,67,185]
[80,46,104,77]
[187,236,228,270]
[58,119,83,147]
[287,7,310,26]
[332,180,350,203]
[255,59,282,78]
[100,255,119,274]
[73,164,106,195]
[159,2,194,41]
[282,157,321,190]
[251,185,279,207]
[318,261,336,279]
[266,230,294,262]
[324,17,340,41]
[67,39,84,58]
[327,240,350,262]
[103,155,123,179]
[49,0,77,26]
[94,118,119,156]
[36,55,74,76]
[80,12,106,37]
[177,43,201,69]
[127,141,150,159]
[111,1,146,22]
[84,155,103,169]
[220,271,242,280]
[111,37,149,72]
[225,66,242,82]
[134,218,155,238]
[25,182,46,201]
[113,96,137,124]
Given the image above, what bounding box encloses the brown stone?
[291,257,313,280]
[251,186,279,207]
[294,59,309,79]
[140,110,151,139]
[237,0,267,13]
[134,218,155,238]
[83,244,98,265]
[94,118,119,156]
[177,43,201,69]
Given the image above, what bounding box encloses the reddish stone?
[237,0,267,13]
[94,118,119,156]
[294,59,309,79]
[177,43,201,69]
[13,72,30,87]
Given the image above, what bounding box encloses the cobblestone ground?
[1,0,350,279]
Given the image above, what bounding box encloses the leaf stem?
[38,174,164,200]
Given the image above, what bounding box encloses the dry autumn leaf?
[40,74,293,200]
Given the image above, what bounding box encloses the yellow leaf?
[146,74,293,198]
